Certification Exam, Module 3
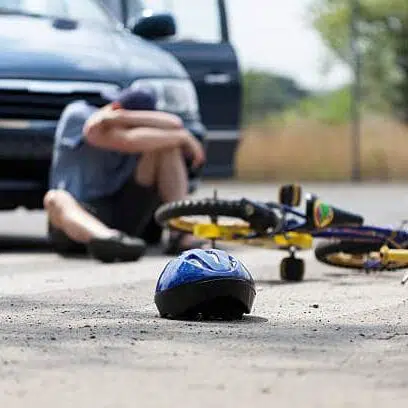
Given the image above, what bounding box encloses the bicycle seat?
[305,195,364,229]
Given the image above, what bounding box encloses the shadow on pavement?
[0,234,52,253]
[0,234,168,258]
[256,277,326,286]
[324,270,400,285]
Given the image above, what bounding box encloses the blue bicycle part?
[154,188,408,274]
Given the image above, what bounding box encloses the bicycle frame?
[253,200,408,249]
[158,192,408,276]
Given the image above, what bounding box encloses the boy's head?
[104,86,157,111]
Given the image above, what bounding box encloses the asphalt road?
[0,181,408,408]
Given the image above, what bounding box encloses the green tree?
[310,0,408,119]
[242,69,309,124]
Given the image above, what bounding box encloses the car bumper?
[0,118,207,210]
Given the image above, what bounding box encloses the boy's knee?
[43,190,75,220]
[44,189,69,207]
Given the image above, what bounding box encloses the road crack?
[375,332,408,341]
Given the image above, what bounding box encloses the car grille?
[0,79,120,121]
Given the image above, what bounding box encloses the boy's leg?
[153,147,208,253]
[44,190,117,244]
[155,147,189,203]
[114,147,206,253]
[112,152,161,240]
[44,190,146,262]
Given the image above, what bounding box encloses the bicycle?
[154,185,408,283]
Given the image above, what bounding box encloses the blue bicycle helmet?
[155,248,256,320]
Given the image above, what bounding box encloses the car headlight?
[129,78,199,118]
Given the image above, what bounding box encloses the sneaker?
[87,233,146,263]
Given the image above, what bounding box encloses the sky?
[225,0,352,91]
[144,0,353,91]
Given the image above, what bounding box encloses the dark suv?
[0,0,241,211]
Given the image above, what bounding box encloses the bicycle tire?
[155,197,283,234]
[155,199,244,226]
[314,240,408,271]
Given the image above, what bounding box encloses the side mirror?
[131,13,176,40]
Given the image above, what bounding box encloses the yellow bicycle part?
[325,253,373,269]
[268,232,313,250]
[192,223,252,240]
[194,223,313,250]
[168,218,313,250]
[380,246,408,265]
[168,217,254,237]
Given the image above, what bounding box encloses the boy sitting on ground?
[44,87,206,262]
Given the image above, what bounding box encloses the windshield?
[0,0,114,24]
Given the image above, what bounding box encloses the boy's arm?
[108,109,184,129]
[83,105,183,138]
[83,105,205,168]
[86,124,188,153]
[84,105,187,152]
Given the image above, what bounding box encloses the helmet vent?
[229,256,237,268]
[183,249,237,272]
[188,258,204,268]
[208,252,220,264]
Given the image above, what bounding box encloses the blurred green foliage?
[285,87,353,125]
[242,69,310,124]
[241,1,408,128]
[310,0,408,121]
[241,69,355,127]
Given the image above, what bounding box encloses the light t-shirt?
[49,100,138,202]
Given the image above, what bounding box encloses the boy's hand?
[181,131,206,169]
[83,105,120,134]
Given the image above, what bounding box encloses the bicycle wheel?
[155,198,253,239]
[314,240,408,271]
[155,198,282,243]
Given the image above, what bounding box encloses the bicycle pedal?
[239,198,281,233]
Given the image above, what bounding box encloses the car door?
[121,0,242,177]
